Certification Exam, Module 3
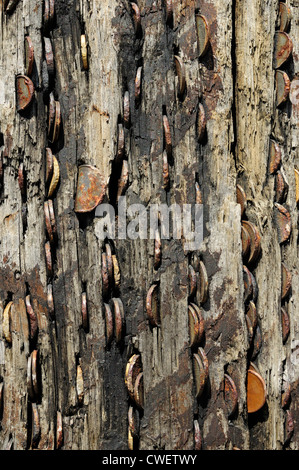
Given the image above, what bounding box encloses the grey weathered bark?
[0,0,298,450]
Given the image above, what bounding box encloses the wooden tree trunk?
[0,0,298,450]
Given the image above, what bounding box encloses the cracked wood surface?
[0,0,298,450]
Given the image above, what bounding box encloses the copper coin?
[133,371,144,410]
[188,304,201,348]
[274,202,292,244]
[193,352,208,399]
[116,160,129,202]
[241,220,261,265]
[174,55,186,98]
[31,349,40,398]
[189,303,205,344]
[123,91,130,127]
[48,94,56,140]
[105,243,114,286]
[135,66,142,105]
[269,139,282,175]
[47,199,57,238]
[128,405,139,439]
[273,31,293,69]
[51,100,61,143]
[163,114,172,157]
[45,241,53,277]
[104,303,113,346]
[197,103,206,143]
[279,2,291,32]
[247,368,266,413]
[276,70,290,107]
[188,264,197,298]
[16,75,35,112]
[125,354,142,400]
[281,307,290,344]
[44,201,53,243]
[195,14,210,58]
[281,262,291,300]
[275,170,288,204]
[243,265,253,303]
[25,294,38,342]
[162,150,170,190]
[44,37,55,79]
[241,225,251,260]
[112,297,125,343]
[246,300,257,332]
[45,147,54,186]
[154,230,162,270]
[224,373,238,418]
[197,260,208,304]
[146,284,160,327]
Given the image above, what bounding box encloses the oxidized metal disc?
[243,265,253,303]
[195,14,210,58]
[247,369,266,413]
[104,303,113,346]
[281,262,292,300]
[274,202,292,244]
[281,307,290,344]
[193,352,208,399]
[273,31,293,69]
[16,75,35,112]
[224,373,238,418]
[74,165,107,213]
[133,372,144,410]
[81,34,88,70]
[197,260,208,304]
[276,70,291,107]
[236,184,247,217]
[190,303,205,344]
[279,3,291,32]
[174,55,186,98]
[251,324,262,360]
[269,139,282,175]
[275,170,288,203]
[241,220,261,265]
[197,103,206,143]
[125,354,142,400]
[146,284,160,327]
[241,225,250,260]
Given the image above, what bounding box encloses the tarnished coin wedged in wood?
[224,373,238,419]
[188,304,201,348]
[104,303,113,346]
[51,100,61,143]
[25,295,38,342]
[125,354,142,400]
[116,123,125,163]
[18,162,26,198]
[281,307,290,344]
[27,354,35,400]
[154,230,162,270]
[44,37,55,79]
[241,221,261,265]
[48,155,60,198]
[45,147,54,186]
[197,103,206,143]
[251,324,262,360]
[243,265,253,303]
[48,199,57,239]
[188,264,197,298]
[274,203,292,244]
[247,368,266,413]
[269,139,282,175]
[275,170,288,203]
[81,292,88,331]
[190,303,205,344]
[131,3,141,35]
[112,297,125,343]
[105,243,114,286]
[197,260,208,304]
[25,36,34,77]
[195,14,210,58]
[56,411,63,450]
[75,165,107,212]
[16,75,35,112]
[45,241,53,277]
[101,253,109,298]
[236,184,247,217]
[276,70,291,107]
[162,151,170,190]
[81,34,88,70]
[241,225,251,260]
[163,114,172,157]
[174,55,186,98]
[31,349,40,397]
[193,352,208,399]
[273,32,293,69]
[279,2,291,32]
[112,254,121,288]
[3,301,13,344]
[294,168,299,206]
[128,405,139,439]
[198,347,209,377]
[246,314,254,344]
[246,301,257,332]
[281,382,292,410]
[44,201,53,243]
[134,372,144,410]
[146,284,160,327]
[281,262,292,300]
[76,364,84,405]
[194,420,202,450]
[135,66,142,105]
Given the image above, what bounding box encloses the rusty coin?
[247,368,266,413]
[76,364,84,405]
[45,241,53,277]
[193,352,208,399]
[275,170,288,203]
[81,34,88,70]
[112,297,125,343]
[190,303,205,344]
[279,2,291,32]
[241,225,251,260]
[274,202,292,244]
[224,373,238,418]
[105,243,114,286]
[197,260,208,305]
[133,371,144,410]
[174,55,186,98]
[25,295,38,343]
[104,303,113,346]
[146,284,160,327]
[241,220,261,265]
[269,139,282,175]
[188,304,201,348]
[102,252,109,298]
[44,37,55,79]
[128,405,140,439]
[75,165,107,213]
[281,307,290,344]
[276,70,291,107]
[243,265,253,303]
[135,66,142,105]
[116,159,129,202]
[125,354,142,400]
[16,75,35,112]
[273,31,293,69]
[154,230,162,270]
[31,350,40,398]
[195,14,210,58]
[162,150,170,191]
[48,155,60,198]
[3,301,13,344]
[251,324,262,360]
[188,264,197,298]
[281,262,291,300]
